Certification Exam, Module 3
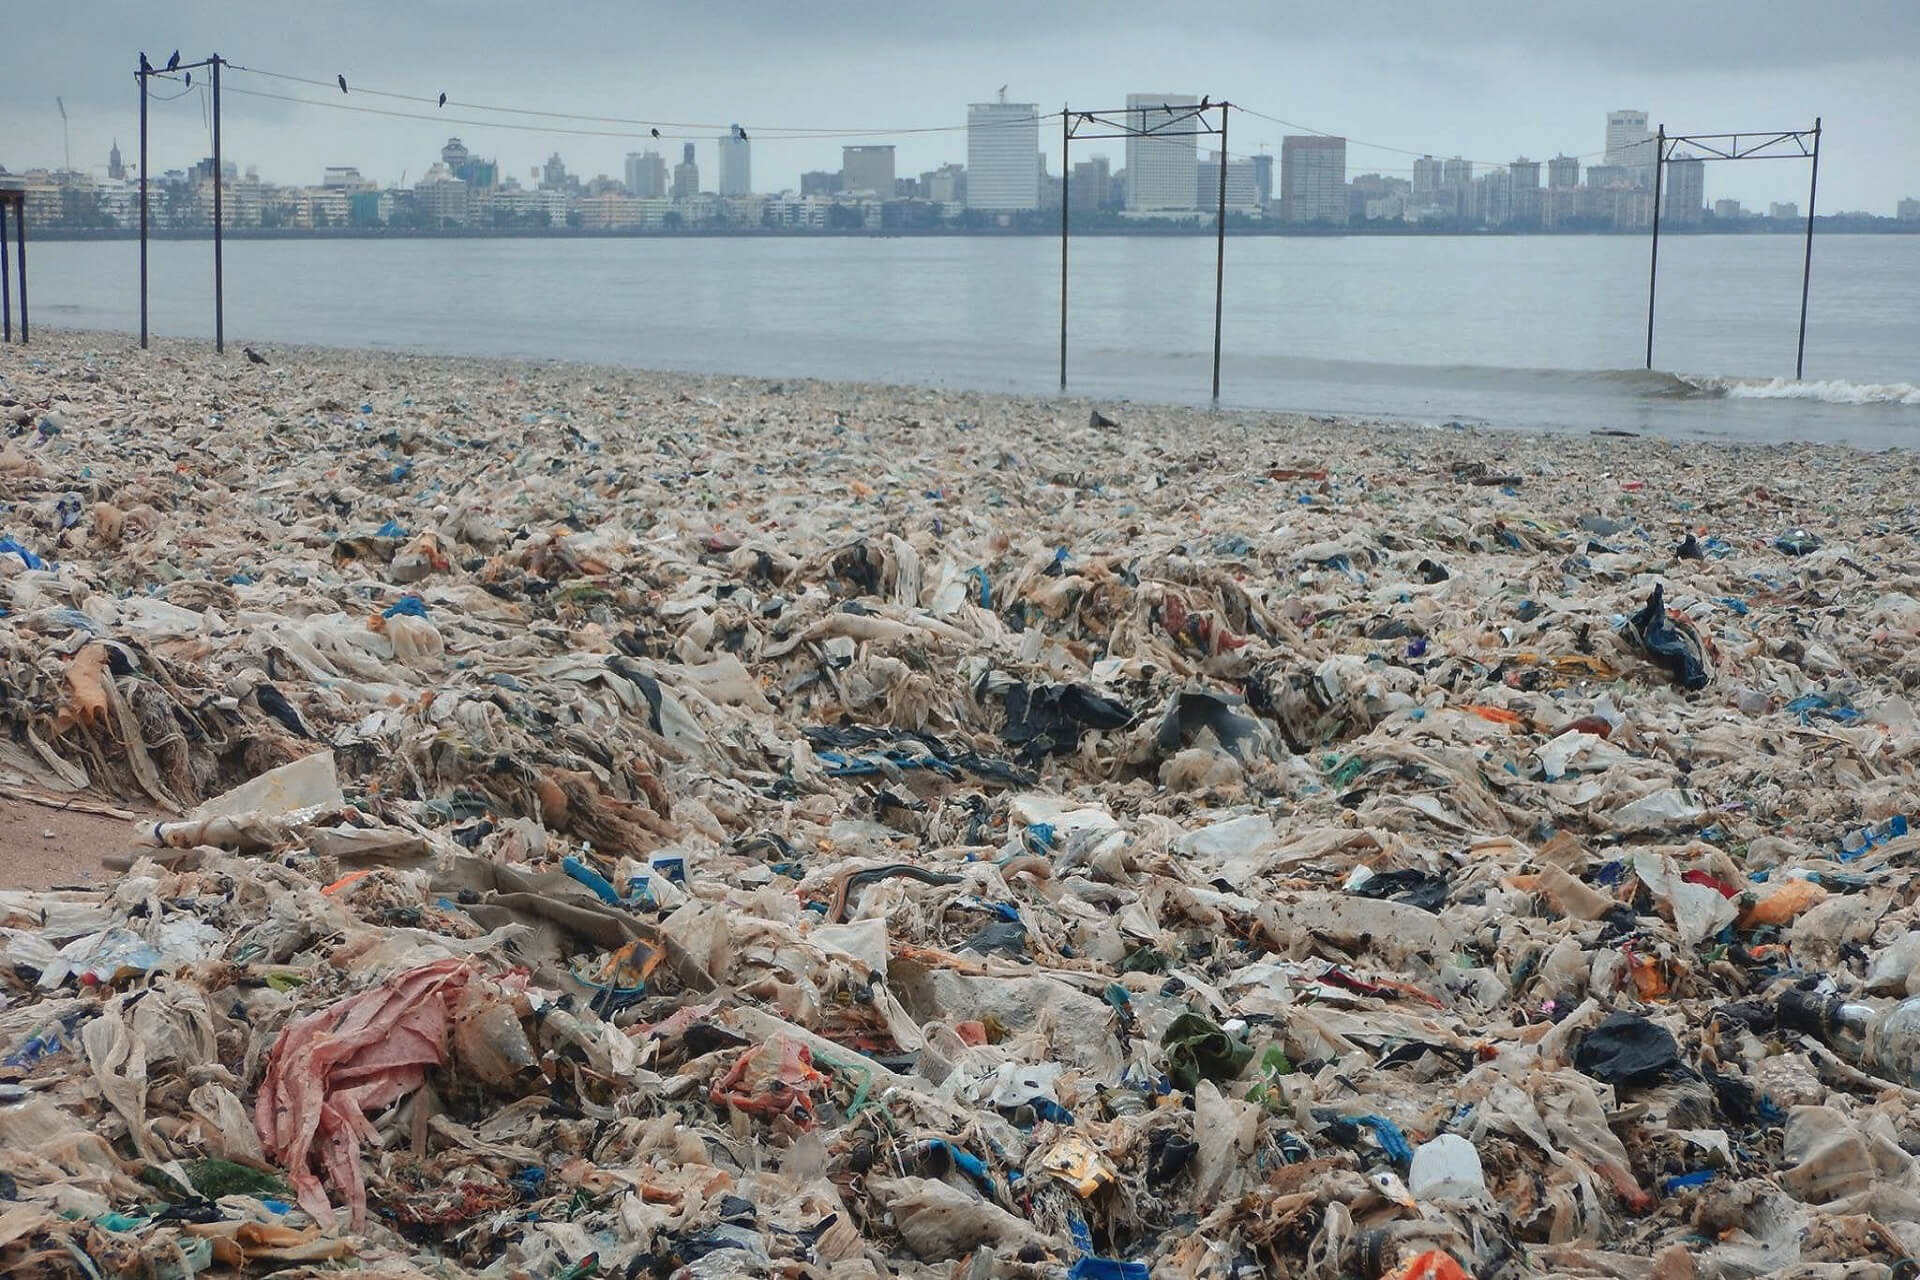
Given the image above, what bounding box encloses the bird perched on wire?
[651,127,661,138]
[438,92,446,108]
[139,52,153,74]
[244,346,269,366]
[183,71,192,88]
[167,50,180,71]
[736,126,748,140]
[1199,95,1211,109]
[337,74,348,93]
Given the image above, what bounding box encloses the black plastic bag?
[1627,584,1709,691]
[1573,1011,1681,1086]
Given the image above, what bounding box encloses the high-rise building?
[1197,151,1260,211]
[1280,135,1347,224]
[625,151,667,198]
[801,170,843,196]
[967,94,1041,211]
[1770,201,1800,219]
[1441,156,1472,189]
[925,163,966,205]
[541,152,568,190]
[1898,197,1919,222]
[1125,94,1199,211]
[1606,110,1655,184]
[1251,153,1273,207]
[108,140,124,181]
[1547,154,1579,190]
[672,144,699,199]
[1069,156,1111,210]
[1412,155,1444,198]
[718,126,751,196]
[414,163,468,227]
[1509,158,1540,191]
[841,145,895,196]
[1714,199,1743,218]
[1664,152,1705,223]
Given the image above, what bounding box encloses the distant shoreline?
[24,220,1919,243]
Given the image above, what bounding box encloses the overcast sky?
[7,1,1916,212]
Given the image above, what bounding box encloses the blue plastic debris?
[1841,815,1909,860]
[562,857,623,905]
[375,519,408,538]
[0,536,46,570]
[1351,1113,1414,1166]
[1662,1168,1716,1194]
[1023,822,1057,855]
[382,595,430,619]
[968,565,992,608]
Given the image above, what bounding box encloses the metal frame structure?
[1646,119,1821,378]
[136,54,226,352]
[1060,101,1230,401]
[0,189,25,343]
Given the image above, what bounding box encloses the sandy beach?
[7,327,1920,1275]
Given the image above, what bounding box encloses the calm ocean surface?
[22,232,1920,446]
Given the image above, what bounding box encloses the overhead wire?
[222,63,1055,139]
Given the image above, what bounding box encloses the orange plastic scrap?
[709,1034,828,1127]
[1460,704,1524,727]
[1738,878,1829,928]
[1380,1251,1473,1280]
[253,956,474,1229]
[60,642,112,732]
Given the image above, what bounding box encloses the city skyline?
[2,2,1915,213]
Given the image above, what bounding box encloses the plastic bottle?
[1778,990,1920,1088]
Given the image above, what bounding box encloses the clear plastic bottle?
[1779,990,1920,1088]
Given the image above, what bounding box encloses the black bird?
[337,73,348,93]
[650,127,660,138]
[1163,102,1172,114]
[183,71,191,87]
[737,127,748,140]
[1199,95,1210,109]
[251,682,311,738]
[139,52,153,75]
[244,346,269,365]
[167,50,180,71]
[438,91,447,108]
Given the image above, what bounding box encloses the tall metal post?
[13,198,24,344]
[139,64,148,349]
[1644,125,1664,370]
[1211,104,1228,403]
[1,201,10,342]
[1796,116,1821,380]
[211,54,224,354]
[1059,107,1068,392]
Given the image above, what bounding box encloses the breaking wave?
[1673,373,1920,406]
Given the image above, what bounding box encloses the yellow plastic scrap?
[1039,1136,1118,1196]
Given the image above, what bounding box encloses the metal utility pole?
[1211,106,1228,403]
[1059,99,1231,402]
[212,54,224,354]
[1059,106,1068,392]
[1643,121,1822,377]
[1796,117,1821,380]
[137,58,149,348]
[1645,126,1663,371]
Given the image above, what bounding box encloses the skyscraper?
[1664,152,1705,223]
[1412,155,1444,199]
[108,139,124,181]
[841,145,895,195]
[672,144,699,199]
[1280,135,1347,224]
[1606,110,1655,183]
[966,94,1041,212]
[1197,151,1260,211]
[1251,153,1273,207]
[1547,154,1579,189]
[718,127,751,196]
[1069,156,1111,211]
[1124,94,1199,211]
[625,151,667,198]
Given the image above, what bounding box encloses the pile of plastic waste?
[5,332,1920,1277]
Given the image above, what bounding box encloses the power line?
[223,64,1053,139]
